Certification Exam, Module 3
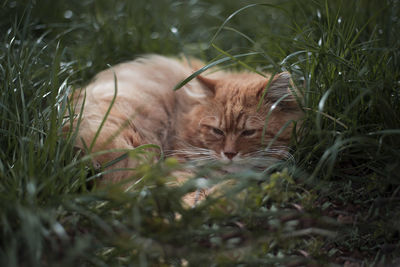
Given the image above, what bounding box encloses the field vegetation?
[0,0,399,265]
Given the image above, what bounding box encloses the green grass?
[1,0,400,265]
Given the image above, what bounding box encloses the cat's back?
[71,55,205,148]
[85,55,192,104]
[73,54,201,130]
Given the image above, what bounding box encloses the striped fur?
[66,55,302,182]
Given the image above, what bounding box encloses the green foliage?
[1,0,399,265]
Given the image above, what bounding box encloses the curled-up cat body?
[66,55,302,184]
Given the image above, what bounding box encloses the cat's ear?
[196,75,217,95]
[266,72,292,101]
[259,72,301,109]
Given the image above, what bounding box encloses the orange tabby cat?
[66,55,302,185]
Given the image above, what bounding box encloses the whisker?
[243,147,295,164]
[167,137,296,170]
[165,139,218,163]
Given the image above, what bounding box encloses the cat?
[65,55,303,187]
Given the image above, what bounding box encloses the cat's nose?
[224,151,237,160]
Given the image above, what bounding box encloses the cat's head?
[176,71,303,168]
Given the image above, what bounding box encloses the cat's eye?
[241,129,256,137]
[211,127,224,136]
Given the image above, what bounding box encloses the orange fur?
[66,55,302,183]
